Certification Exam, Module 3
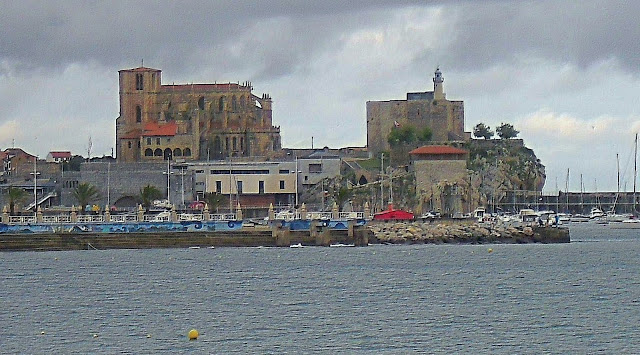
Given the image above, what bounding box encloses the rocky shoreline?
[367,220,570,244]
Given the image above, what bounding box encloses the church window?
[198,97,205,110]
[144,148,153,156]
[232,96,237,111]
[240,96,245,109]
[136,106,142,123]
[218,97,224,111]
[135,73,144,90]
[184,148,192,156]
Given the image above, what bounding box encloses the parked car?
[420,211,441,220]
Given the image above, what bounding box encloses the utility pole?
[380,153,385,210]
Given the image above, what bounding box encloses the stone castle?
[366,68,468,155]
[116,67,281,162]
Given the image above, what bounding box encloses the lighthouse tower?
[433,67,445,100]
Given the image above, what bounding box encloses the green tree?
[139,185,162,211]
[496,123,519,139]
[473,123,494,139]
[204,192,225,212]
[73,183,100,214]
[417,126,433,142]
[6,187,27,215]
[387,125,417,147]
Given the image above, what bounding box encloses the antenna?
[141,58,144,67]
[87,136,92,161]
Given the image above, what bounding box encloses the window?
[279,169,290,174]
[144,149,153,156]
[237,181,243,194]
[174,148,182,157]
[198,96,205,110]
[215,181,222,192]
[154,148,162,156]
[137,141,141,148]
[135,73,144,90]
[184,148,191,156]
[232,137,237,151]
[195,170,204,174]
[225,137,229,151]
[259,181,265,194]
[147,138,151,145]
[136,106,142,123]
[232,96,237,111]
[280,180,285,189]
[218,97,224,111]
[156,138,160,145]
[309,163,322,173]
[240,137,244,151]
[127,141,132,149]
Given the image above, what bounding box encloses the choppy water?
[1,224,639,354]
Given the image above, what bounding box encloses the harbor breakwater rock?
[367,221,569,244]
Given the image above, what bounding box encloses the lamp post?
[30,156,40,215]
[162,158,173,206]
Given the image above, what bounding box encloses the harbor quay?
[0,204,568,251]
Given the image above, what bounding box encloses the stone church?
[116,67,281,162]
[366,68,469,155]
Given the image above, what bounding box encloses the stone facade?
[410,145,471,216]
[116,67,281,162]
[366,68,468,156]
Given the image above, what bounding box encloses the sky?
[1,0,639,193]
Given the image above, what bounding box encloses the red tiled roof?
[141,121,177,137]
[409,145,468,155]
[49,151,71,158]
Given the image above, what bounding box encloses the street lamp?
[162,158,174,206]
[30,156,40,215]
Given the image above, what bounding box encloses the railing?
[9,216,36,224]
[42,215,71,224]
[307,212,332,220]
[339,212,364,220]
[178,213,203,221]
[209,213,237,221]
[143,213,170,222]
[110,215,138,223]
[77,215,104,223]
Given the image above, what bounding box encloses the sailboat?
[611,134,640,228]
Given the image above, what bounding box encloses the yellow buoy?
[188,329,199,340]
[488,248,493,253]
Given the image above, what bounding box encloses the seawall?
[367,220,570,244]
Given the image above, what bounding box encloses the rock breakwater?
[368,221,569,244]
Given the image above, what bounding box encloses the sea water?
[1,224,639,354]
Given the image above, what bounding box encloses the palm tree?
[6,187,27,215]
[139,185,162,211]
[204,192,225,212]
[73,183,100,214]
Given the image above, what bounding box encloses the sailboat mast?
[635,133,638,213]
[565,168,570,213]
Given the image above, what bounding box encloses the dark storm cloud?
[0,0,423,78]
[434,0,640,73]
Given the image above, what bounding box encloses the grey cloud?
[435,0,640,73]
